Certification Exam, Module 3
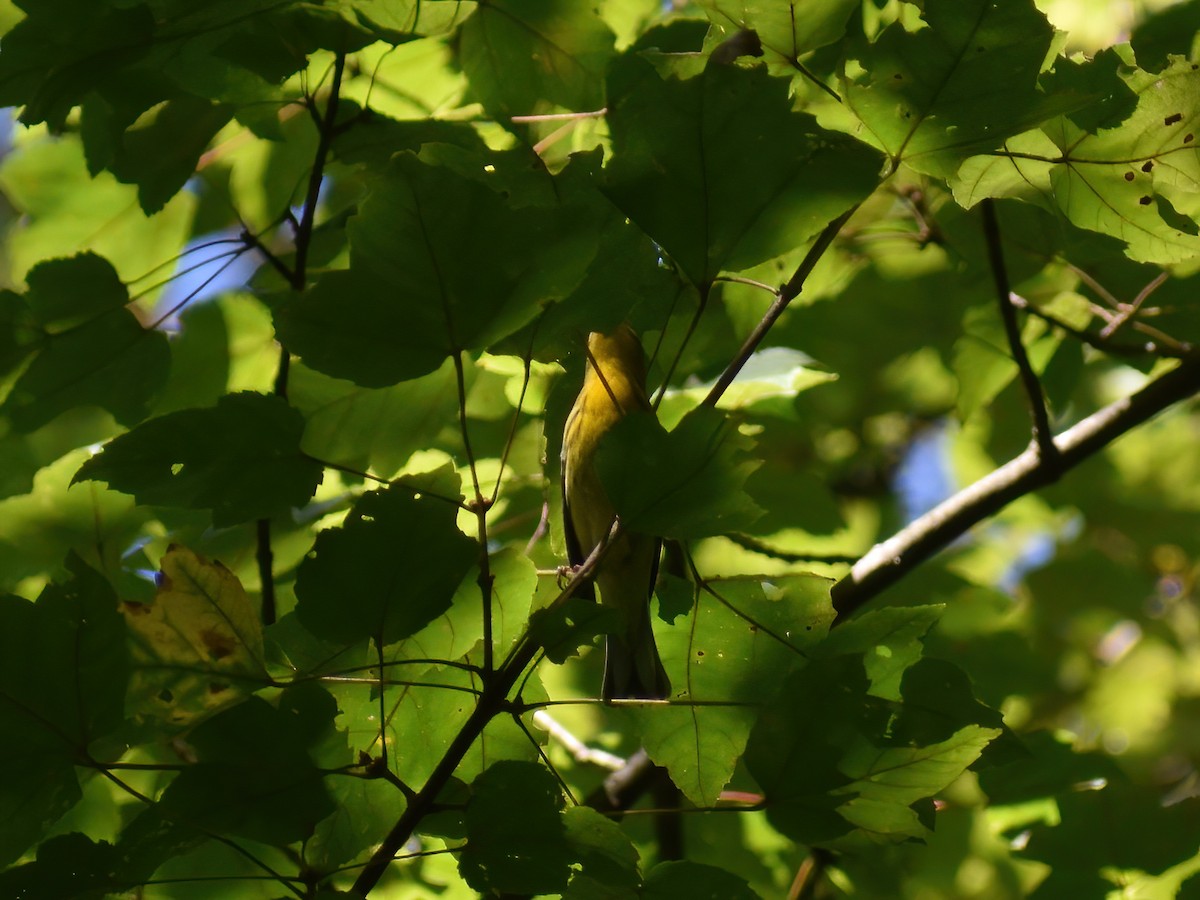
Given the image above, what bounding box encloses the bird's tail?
[602,603,671,702]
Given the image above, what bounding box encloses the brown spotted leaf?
[122,544,266,728]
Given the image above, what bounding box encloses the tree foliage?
[0,0,1199,897]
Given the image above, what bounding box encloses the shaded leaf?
[641,860,760,899]
[563,806,641,896]
[0,555,127,865]
[294,483,477,645]
[457,0,614,120]
[459,761,571,895]
[1,254,169,432]
[73,392,324,525]
[596,406,763,540]
[158,693,336,846]
[605,61,882,286]
[277,149,603,386]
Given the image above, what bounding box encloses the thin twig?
[1008,292,1191,359]
[726,533,858,565]
[1099,271,1168,338]
[294,51,346,286]
[703,206,856,408]
[980,199,1059,468]
[253,53,346,628]
[352,520,622,894]
[532,710,626,771]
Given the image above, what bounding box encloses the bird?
[561,325,671,702]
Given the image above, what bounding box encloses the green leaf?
[0,555,128,865]
[290,358,463,478]
[157,694,336,846]
[746,650,1001,846]
[459,761,572,895]
[605,61,882,286]
[0,3,156,128]
[23,252,129,327]
[1038,48,1139,134]
[1021,780,1200,877]
[0,450,151,590]
[1,253,169,431]
[457,0,614,119]
[531,595,621,664]
[73,392,324,525]
[562,806,641,896]
[0,134,194,285]
[841,0,1071,177]
[387,545,538,663]
[277,149,602,386]
[294,483,477,645]
[1131,0,1200,72]
[633,575,834,807]
[955,58,1200,263]
[109,96,232,214]
[350,0,477,40]
[596,406,764,540]
[641,860,760,899]
[699,0,860,62]
[977,731,1120,804]
[0,832,121,899]
[816,604,943,700]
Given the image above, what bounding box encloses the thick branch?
[832,357,1200,620]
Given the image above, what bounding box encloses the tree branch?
[1009,292,1191,359]
[703,206,856,408]
[831,357,1200,620]
[352,522,622,895]
[980,199,1058,468]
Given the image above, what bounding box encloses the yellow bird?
[562,325,671,701]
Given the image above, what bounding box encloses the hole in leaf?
[1164,113,1183,126]
[1139,196,1152,205]
[1142,161,1154,172]
[171,463,184,475]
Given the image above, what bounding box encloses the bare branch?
[831,357,1200,620]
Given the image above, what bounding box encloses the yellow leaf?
[122,544,267,728]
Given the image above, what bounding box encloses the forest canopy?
[0,0,1199,897]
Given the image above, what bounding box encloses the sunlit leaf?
[121,545,267,728]
[633,575,833,807]
[457,0,614,120]
[841,0,1077,177]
